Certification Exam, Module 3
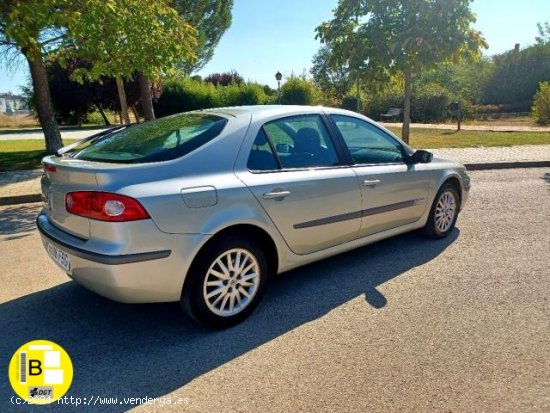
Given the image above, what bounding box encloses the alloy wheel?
[434,190,457,233]
[203,248,260,317]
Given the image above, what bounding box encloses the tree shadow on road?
[0,228,458,412]
[0,204,40,241]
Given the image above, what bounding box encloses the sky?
[1,0,549,94]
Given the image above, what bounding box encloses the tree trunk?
[402,70,412,144]
[94,102,111,125]
[130,105,140,123]
[115,75,131,124]
[138,72,155,121]
[355,77,360,113]
[25,54,63,154]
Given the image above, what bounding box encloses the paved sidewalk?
[1,145,549,206]
[380,122,550,132]
[0,128,110,141]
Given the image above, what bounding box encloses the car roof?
[198,105,329,119]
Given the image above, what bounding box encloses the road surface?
[0,168,548,412]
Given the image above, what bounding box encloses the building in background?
[0,92,28,114]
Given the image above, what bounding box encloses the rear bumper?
[37,211,208,303]
[37,214,171,265]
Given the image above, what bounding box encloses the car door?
[236,114,362,255]
[329,114,432,237]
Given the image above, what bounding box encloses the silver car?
[37,105,470,328]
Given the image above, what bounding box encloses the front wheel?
[423,183,460,239]
[180,236,269,328]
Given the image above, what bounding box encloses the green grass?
[386,127,550,148]
[0,139,77,171]
[1,129,550,171]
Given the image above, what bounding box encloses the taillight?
[65,192,150,222]
[43,163,56,173]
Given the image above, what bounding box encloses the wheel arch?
[440,175,462,206]
[183,223,279,292]
[434,172,463,208]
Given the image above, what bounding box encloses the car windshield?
[70,113,227,163]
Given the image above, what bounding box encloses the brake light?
[65,192,150,222]
[43,163,56,173]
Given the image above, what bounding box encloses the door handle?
[263,190,291,200]
[362,179,381,187]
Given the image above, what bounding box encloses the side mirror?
[408,150,433,164]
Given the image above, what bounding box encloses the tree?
[535,21,550,46]
[204,70,243,86]
[68,0,198,124]
[0,1,82,153]
[417,58,493,105]
[43,58,143,125]
[173,0,233,75]
[483,39,550,110]
[1,1,197,152]
[317,0,486,143]
[310,46,351,100]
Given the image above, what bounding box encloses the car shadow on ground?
[0,228,458,412]
[0,204,39,241]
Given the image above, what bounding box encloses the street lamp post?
[275,71,282,104]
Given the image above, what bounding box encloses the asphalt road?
[0,168,548,412]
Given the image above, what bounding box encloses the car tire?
[423,183,460,239]
[180,235,269,328]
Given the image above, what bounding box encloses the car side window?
[263,115,339,169]
[331,115,404,164]
[247,128,279,171]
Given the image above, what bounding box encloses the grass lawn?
[0,139,77,171]
[1,128,550,172]
[385,127,550,148]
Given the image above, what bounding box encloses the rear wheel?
[180,236,269,328]
[423,183,460,239]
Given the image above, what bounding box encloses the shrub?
[364,85,403,120]
[154,78,220,117]
[341,93,367,112]
[154,78,269,117]
[411,83,451,122]
[218,82,268,106]
[532,81,550,125]
[280,75,321,105]
[86,110,116,125]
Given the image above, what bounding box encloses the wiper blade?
[56,124,134,156]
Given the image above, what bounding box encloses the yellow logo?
[8,340,73,404]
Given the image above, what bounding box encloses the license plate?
[47,243,71,273]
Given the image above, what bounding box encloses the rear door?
[236,114,362,255]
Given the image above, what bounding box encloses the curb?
[0,193,42,206]
[1,162,549,207]
[464,161,550,170]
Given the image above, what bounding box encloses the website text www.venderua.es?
[11,395,190,407]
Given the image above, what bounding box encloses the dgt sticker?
[8,340,73,404]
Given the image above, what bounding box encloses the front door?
[329,114,431,237]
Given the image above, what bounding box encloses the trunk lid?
[41,156,99,239]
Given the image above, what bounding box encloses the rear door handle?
[362,179,381,187]
[263,190,291,200]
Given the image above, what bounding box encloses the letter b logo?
[29,360,42,376]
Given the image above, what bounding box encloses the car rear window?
[70,113,227,163]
